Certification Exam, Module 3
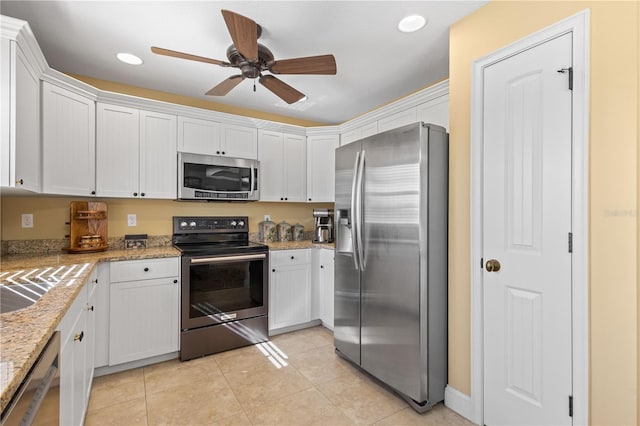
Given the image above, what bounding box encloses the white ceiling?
[1,1,487,125]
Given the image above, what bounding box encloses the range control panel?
[173,216,248,233]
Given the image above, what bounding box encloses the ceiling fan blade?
[221,9,258,62]
[206,75,244,96]
[259,75,305,104]
[151,46,228,66]
[270,54,336,75]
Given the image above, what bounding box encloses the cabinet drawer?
[110,257,179,283]
[270,249,311,267]
[57,283,87,349]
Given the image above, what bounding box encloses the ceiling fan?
[151,9,337,104]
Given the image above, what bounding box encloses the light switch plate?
[127,214,137,227]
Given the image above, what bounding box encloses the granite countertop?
[262,240,335,250]
[0,246,180,414]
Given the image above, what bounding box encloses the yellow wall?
[449,1,638,425]
[1,196,331,241]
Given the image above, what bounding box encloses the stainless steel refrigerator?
[334,122,448,412]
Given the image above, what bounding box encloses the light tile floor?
[86,326,475,426]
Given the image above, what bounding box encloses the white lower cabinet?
[108,258,180,365]
[269,249,311,331]
[315,248,335,329]
[57,267,97,426]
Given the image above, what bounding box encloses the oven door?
[181,252,268,330]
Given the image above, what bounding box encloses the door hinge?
[568,232,573,253]
[557,67,573,90]
[569,395,573,417]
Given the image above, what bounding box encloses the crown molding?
[41,69,99,99]
[1,15,48,75]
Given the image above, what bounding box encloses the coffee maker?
[312,208,334,243]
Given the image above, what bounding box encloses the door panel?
[360,124,422,401]
[334,141,361,365]
[483,32,572,426]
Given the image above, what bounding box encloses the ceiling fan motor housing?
[226,43,274,79]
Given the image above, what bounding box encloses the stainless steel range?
[173,216,269,361]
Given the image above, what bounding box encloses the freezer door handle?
[355,150,365,270]
[350,151,361,271]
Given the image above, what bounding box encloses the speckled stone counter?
[0,246,179,413]
[260,240,335,251]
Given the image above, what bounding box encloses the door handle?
[485,259,501,272]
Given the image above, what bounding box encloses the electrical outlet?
[21,214,34,228]
[127,214,137,227]
[264,214,271,221]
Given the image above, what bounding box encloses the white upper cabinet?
[1,38,41,192]
[96,104,139,198]
[178,116,257,159]
[417,95,449,131]
[258,129,306,202]
[340,121,378,146]
[139,110,178,199]
[222,123,258,159]
[42,82,96,196]
[377,107,418,133]
[97,103,177,199]
[306,134,339,202]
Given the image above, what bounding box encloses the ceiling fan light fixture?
[298,96,308,103]
[398,15,426,33]
[116,52,143,65]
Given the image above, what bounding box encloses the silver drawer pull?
[190,253,267,264]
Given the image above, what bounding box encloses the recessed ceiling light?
[116,52,143,65]
[398,15,427,33]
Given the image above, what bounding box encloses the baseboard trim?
[444,385,474,423]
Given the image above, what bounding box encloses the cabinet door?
[13,44,41,192]
[221,124,258,159]
[109,277,179,365]
[84,269,97,400]
[269,265,311,330]
[96,103,140,197]
[378,108,418,133]
[94,263,109,369]
[0,38,10,187]
[177,116,222,156]
[258,129,284,201]
[140,110,177,199]
[42,82,96,196]
[306,134,339,202]
[416,96,449,131]
[283,133,306,201]
[319,249,335,329]
[360,122,378,139]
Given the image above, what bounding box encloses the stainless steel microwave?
[178,152,260,201]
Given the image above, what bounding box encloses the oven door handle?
[189,253,267,264]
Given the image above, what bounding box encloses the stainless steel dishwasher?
[1,331,60,426]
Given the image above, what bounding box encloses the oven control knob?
[180,221,188,228]
[238,220,245,228]
[230,220,237,227]
[190,221,197,227]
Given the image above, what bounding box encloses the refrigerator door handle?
[355,150,365,269]
[350,151,361,270]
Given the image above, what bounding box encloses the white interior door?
[483,32,573,425]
